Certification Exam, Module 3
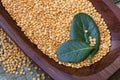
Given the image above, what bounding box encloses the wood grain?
[0,0,120,80]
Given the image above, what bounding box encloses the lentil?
[1,0,111,68]
[35,66,38,70]
[37,74,40,77]
[30,71,33,75]
[32,78,36,80]
[85,30,88,33]
[37,78,40,80]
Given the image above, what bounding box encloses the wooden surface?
[0,0,120,80]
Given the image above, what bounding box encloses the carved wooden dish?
[0,0,120,80]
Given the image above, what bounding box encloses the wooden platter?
[0,0,120,80]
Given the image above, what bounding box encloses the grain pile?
[0,28,48,80]
[1,0,111,68]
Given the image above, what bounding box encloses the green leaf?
[70,13,100,59]
[57,40,92,63]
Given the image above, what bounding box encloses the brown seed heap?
[0,28,47,80]
[1,0,111,68]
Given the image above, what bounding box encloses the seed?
[34,66,38,70]
[20,71,23,75]
[22,72,26,75]
[28,68,31,71]
[93,38,96,42]
[37,78,40,80]
[85,30,88,33]
[30,71,33,75]
[89,36,92,39]
[16,72,19,75]
[37,74,40,77]
[32,78,36,80]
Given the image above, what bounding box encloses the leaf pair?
[56,13,100,63]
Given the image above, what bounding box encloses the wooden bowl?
[0,0,120,80]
